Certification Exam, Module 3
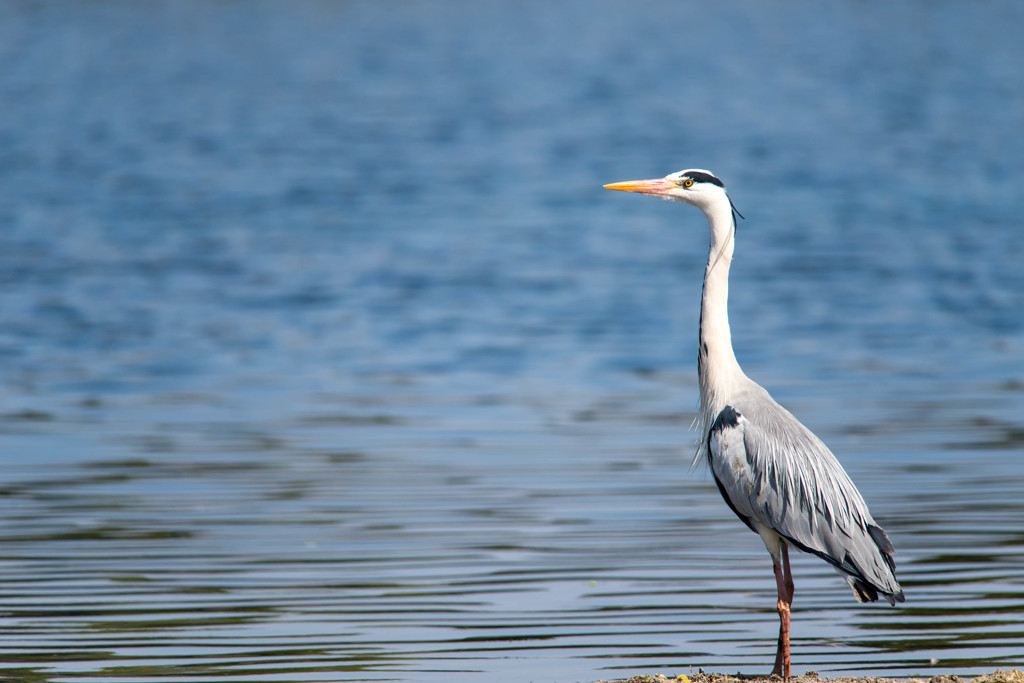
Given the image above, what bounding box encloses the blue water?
[1,1,1024,682]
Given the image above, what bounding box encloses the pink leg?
[782,542,795,604]
[770,544,793,679]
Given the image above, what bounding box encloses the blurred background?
[1,1,1023,681]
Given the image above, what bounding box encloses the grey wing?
[707,398,904,605]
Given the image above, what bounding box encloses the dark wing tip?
[850,577,879,603]
[851,579,904,605]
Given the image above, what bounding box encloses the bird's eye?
[682,178,694,188]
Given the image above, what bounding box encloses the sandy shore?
[602,669,1024,683]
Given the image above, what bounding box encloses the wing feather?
[706,386,904,604]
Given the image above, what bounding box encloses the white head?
[604,168,741,220]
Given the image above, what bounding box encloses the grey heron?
[604,170,904,678]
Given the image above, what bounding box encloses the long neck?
[697,199,745,440]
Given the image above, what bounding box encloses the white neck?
[696,198,745,455]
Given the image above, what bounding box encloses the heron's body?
[604,169,903,678]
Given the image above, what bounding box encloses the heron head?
[604,169,730,210]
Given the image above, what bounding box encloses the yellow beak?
[603,178,676,195]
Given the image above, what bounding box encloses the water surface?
[1,1,1024,682]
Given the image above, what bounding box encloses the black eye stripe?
[683,171,724,187]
